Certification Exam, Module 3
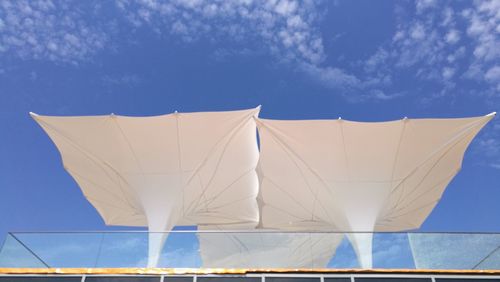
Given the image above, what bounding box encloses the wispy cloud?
[300,63,360,91]
[472,117,500,170]
[116,0,369,94]
[362,0,500,100]
[369,90,404,101]
[116,0,326,65]
[114,0,393,99]
[0,0,498,102]
[462,0,500,93]
[0,0,376,99]
[484,65,500,91]
[0,0,110,64]
[362,3,460,94]
[102,73,143,87]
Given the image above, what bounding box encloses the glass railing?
[0,231,498,270]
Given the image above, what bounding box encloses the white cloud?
[360,0,500,100]
[464,62,483,80]
[364,48,389,73]
[102,74,143,87]
[369,89,403,101]
[0,0,368,95]
[484,65,500,86]
[445,29,460,44]
[473,118,500,170]
[115,0,374,96]
[462,0,500,92]
[477,137,500,157]
[466,2,500,59]
[410,23,426,40]
[415,0,436,14]
[446,46,465,63]
[442,67,455,80]
[441,7,454,26]
[1,0,497,104]
[300,63,360,91]
[390,19,447,70]
[485,64,500,78]
[212,47,260,61]
[0,0,109,64]
[116,0,326,66]
[275,0,297,16]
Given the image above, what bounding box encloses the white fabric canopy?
[257,113,495,268]
[32,109,494,269]
[31,108,261,266]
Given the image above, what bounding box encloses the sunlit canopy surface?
[31,108,261,266]
[257,113,494,267]
[32,109,494,268]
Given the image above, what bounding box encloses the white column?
[347,232,373,268]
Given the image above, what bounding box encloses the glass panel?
[0,234,48,268]
[93,233,149,268]
[11,232,103,268]
[409,233,500,270]
[372,233,415,269]
[0,231,499,270]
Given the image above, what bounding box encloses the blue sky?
[0,0,499,248]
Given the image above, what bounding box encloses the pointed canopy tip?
[252,105,262,118]
[487,112,496,117]
[29,112,39,118]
